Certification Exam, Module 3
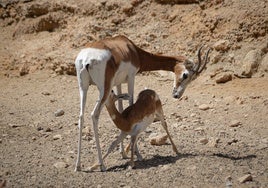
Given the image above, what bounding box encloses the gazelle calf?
[98,89,179,169]
[75,35,210,171]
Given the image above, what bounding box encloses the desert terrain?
[0,0,267,187]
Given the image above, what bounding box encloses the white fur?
[130,114,155,136]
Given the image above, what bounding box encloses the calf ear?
[117,93,130,101]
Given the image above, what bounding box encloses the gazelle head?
[172,47,211,99]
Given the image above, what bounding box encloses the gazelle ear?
[184,59,195,70]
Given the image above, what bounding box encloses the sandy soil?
[0,0,267,187]
[0,71,267,187]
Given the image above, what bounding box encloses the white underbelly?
[130,114,155,136]
[113,62,138,86]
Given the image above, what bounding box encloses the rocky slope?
[0,0,267,80]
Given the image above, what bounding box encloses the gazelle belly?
[130,114,155,136]
[113,61,138,86]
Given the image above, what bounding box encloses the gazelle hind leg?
[128,135,140,169]
[103,132,127,161]
[123,139,142,160]
[75,67,90,172]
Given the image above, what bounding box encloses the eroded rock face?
[0,0,267,79]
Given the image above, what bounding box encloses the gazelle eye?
[183,73,188,79]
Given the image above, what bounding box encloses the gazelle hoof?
[100,165,107,172]
[121,152,130,159]
[173,146,179,155]
[74,165,81,172]
[89,163,107,172]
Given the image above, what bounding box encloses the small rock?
[227,139,238,145]
[215,73,232,84]
[19,63,29,76]
[225,176,233,188]
[194,127,205,135]
[258,53,268,75]
[45,127,53,132]
[200,138,209,144]
[82,126,91,136]
[55,109,64,117]
[42,92,51,96]
[208,138,220,147]
[53,162,68,169]
[37,127,43,131]
[213,40,229,52]
[53,134,62,140]
[9,124,20,128]
[198,104,210,111]
[229,120,241,127]
[238,174,253,183]
[241,49,262,77]
[150,135,168,146]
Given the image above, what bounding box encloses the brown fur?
[105,89,159,133]
[85,35,187,74]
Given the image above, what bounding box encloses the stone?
[198,104,210,111]
[150,135,168,146]
[53,162,68,169]
[55,109,64,117]
[194,127,205,135]
[229,120,241,127]
[241,49,262,77]
[53,134,62,140]
[258,53,268,75]
[213,40,229,52]
[208,138,220,147]
[215,72,232,84]
[41,91,51,96]
[238,174,253,183]
[19,63,29,76]
[225,176,232,188]
[200,138,209,144]
[9,124,21,128]
[45,127,53,132]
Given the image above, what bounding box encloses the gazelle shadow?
[106,152,257,172]
[107,153,195,172]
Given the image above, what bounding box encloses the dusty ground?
[0,71,267,187]
[0,0,268,187]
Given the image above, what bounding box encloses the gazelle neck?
[105,101,131,132]
[136,47,184,72]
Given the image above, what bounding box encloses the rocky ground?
[0,0,267,187]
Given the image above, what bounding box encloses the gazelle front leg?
[114,86,133,159]
[157,112,179,155]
